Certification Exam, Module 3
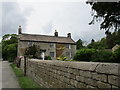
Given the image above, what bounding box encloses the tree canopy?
[2,34,18,61]
[87,29,120,49]
[87,1,120,31]
[76,39,84,50]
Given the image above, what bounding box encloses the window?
[50,52,55,57]
[66,52,70,57]
[70,52,72,58]
[66,52,72,58]
[28,42,32,46]
[50,43,55,48]
[66,44,71,49]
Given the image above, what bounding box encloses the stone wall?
[20,59,120,89]
[18,40,76,60]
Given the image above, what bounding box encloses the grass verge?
[10,64,41,88]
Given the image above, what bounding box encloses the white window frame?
[66,44,71,49]
[69,44,71,49]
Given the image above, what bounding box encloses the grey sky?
[1,1,106,44]
[2,2,32,36]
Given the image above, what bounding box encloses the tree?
[2,34,18,61]
[74,49,96,61]
[76,39,84,49]
[105,29,120,48]
[86,1,120,31]
[91,39,95,43]
[87,38,107,49]
[25,44,41,59]
[112,47,120,63]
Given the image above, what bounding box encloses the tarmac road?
[1,61,20,88]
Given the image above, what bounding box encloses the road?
[1,61,20,88]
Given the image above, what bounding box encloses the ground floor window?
[50,52,55,57]
[66,52,72,58]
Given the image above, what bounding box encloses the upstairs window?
[50,43,55,48]
[28,42,32,46]
[66,44,71,49]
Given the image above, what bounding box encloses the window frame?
[50,43,55,48]
[66,44,71,49]
[50,52,55,57]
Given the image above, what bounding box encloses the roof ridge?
[20,33,76,44]
[21,33,69,38]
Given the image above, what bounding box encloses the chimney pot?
[54,30,58,37]
[18,25,22,34]
[67,33,71,38]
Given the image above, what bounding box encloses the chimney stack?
[18,25,22,34]
[67,33,71,38]
[54,30,58,37]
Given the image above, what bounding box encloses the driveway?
[1,61,20,88]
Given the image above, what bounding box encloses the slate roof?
[19,33,76,44]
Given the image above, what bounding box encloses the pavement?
[1,61,20,88]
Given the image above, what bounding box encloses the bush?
[45,56,52,60]
[57,55,67,61]
[74,49,96,61]
[92,50,113,62]
[74,48,120,63]
[111,47,120,63]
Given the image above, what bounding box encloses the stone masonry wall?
[20,59,120,89]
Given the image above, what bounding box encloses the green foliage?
[74,49,96,61]
[45,56,52,60]
[76,39,84,49]
[6,43,17,62]
[74,48,119,63]
[25,44,40,59]
[2,34,18,61]
[92,50,113,62]
[88,29,120,49]
[11,64,41,88]
[57,55,67,61]
[111,47,120,63]
[11,64,23,77]
[87,38,107,49]
[87,1,120,31]
[25,45,37,58]
[106,29,120,48]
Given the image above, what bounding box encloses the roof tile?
[19,33,75,44]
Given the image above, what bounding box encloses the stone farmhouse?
[17,26,76,60]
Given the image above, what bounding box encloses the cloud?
[1,2,105,44]
[2,2,32,36]
[0,3,2,38]
[42,21,53,34]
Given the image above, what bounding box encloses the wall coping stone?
[28,59,120,75]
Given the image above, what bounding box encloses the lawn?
[10,64,42,88]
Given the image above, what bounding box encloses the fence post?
[24,56,27,76]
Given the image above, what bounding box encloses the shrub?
[6,43,17,62]
[92,50,113,62]
[74,49,96,61]
[45,56,52,60]
[57,55,67,61]
[111,47,120,63]
[25,44,41,59]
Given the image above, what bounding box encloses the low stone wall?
[20,59,120,89]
